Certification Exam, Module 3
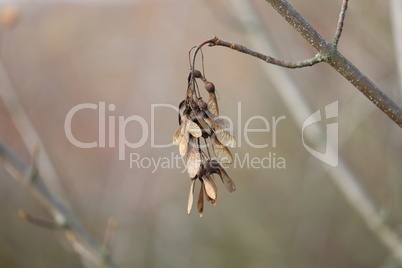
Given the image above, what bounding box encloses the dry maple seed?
[173,62,237,217]
[204,82,215,93]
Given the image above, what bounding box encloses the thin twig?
[18,210,63,230]
[264,0,402,127]
[333,0,349,46]
[0,57,72,208]
[390,0,402,96]
[0,142,120,268]
[208,0,402,264]
[103,218,118,254]
[209,37,323,68]
[0,37,120,266]
[190,38,215,98]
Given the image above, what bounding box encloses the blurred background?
[0,0,401,267]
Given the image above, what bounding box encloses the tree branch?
[201,0,402,127]
[216,0,402,264]
[265,0,402,127]
[0,142,120,268]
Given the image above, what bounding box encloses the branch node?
[208,36,219,47]
[22,144,40,185]
[18,209,65,229]
[315,53,326,62]
[102,217,119,253]
[66,231,102,265]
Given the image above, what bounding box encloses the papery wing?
[196,116,211,136]
[204,188,217,206]
[197,182,204,217]
[207,92,219,116]
[202,175,217,201]
[179,132,189,157]
[204,111,231,132]
[178,100,186,125]
[214,126,237,148]
[214,117,231,130]
[217,168,236,193]
[186,142,201,178]
[206,175,218,206]
[173,124,185,146]
[186,85,193,99]
[204,114,236,148]
[203,109,217,122]
[187,179,195,214]
[187,120,202,138]
[211,136,233,164]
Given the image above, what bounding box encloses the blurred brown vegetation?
[0,0,401,267]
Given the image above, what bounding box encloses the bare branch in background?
[18,209,64,230]
[203,0,402,127]
[0,17,120,266]
[390,0,402,95]
[0,47,72,213]
[103,218,119,254]
[0,142,121,268]
[205,0,402,264]
[266,0,402,127]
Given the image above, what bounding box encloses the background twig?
[0,49,120,267]
[0,141,120,268]
[263,0,402,127]
[226,0,402,265]
[390,0,402,95]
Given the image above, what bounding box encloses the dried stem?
[190,38,215,97]
[209,38,323,68]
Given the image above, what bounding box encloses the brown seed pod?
[175,65,238,216]
[204,82,215,93]
[194,70,203,78]
[188,70,204,83]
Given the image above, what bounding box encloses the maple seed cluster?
[173,70,236,217]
